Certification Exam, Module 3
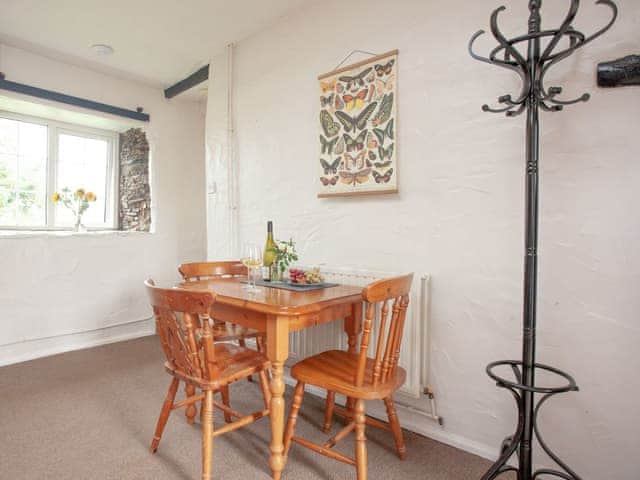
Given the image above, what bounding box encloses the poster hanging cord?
[332,50,379,71]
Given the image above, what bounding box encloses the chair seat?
[165,343,270,390]
[291,350,406,400]
[211,321,262,342]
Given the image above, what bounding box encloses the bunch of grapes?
[289,268,305,283]
[289,267,324,284]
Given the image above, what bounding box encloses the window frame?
[0,110,119,231]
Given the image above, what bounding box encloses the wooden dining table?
[176,277,364,480]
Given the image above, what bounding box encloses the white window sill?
[0,229,152,239]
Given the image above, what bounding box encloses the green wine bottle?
[263,221,277,281]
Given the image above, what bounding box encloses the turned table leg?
[344,301,362,415]
[267,315,289,480]
[185,383,197,425]
[345,301,362,355]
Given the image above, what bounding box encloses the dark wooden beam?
[164,65,209,99]
[0,73,150,122]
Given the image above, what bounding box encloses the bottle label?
[262,266,271,282]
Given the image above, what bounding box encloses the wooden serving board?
[248,280,339,292]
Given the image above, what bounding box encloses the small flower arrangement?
[51,187,97,232]
[273,239,299,278]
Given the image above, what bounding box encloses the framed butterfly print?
[317,49,398,197]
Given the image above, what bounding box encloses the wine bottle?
[263,221,277,281]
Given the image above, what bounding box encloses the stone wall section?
[118,128,150,231]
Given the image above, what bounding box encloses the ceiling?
[0,0,313,100]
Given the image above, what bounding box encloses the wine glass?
[241,243,263,291]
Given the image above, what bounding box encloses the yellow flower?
[51,192,60,203]
[75,188,86,199]
[85,192,97,202]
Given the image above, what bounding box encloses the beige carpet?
[0,336,492,479]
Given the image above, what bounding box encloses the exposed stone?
[119,128,151,232]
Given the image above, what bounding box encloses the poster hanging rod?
[0,72,150,122]
[318,49,398,80]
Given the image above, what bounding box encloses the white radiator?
[289,266,431,400]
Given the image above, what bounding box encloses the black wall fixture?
[598,54,640,87]
[0,73,149,122]
[468,1,617,479]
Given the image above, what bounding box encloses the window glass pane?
[0,118,19,154]
[0,153,17,226]
[0,117,47,227]
[56,132,109,227]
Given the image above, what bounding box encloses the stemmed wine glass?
[241,243,263,292]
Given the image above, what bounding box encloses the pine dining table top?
[176,276,363,317]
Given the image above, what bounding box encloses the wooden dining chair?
[145,279,271,480]
[178,261,268,422]
[178,261,266,351]
[283,274,414,480]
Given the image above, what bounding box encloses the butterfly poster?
[317,49,398,197]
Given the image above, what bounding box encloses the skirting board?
[0,317,156,367]
[283,371,498,463]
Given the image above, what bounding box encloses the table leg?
[186,314,203,426]
[185,383,197,425]
[346,397,356,415]
[267,315,289,480]
[344,301,362,355]
[344,301,362,413]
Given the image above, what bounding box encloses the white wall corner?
[205,48,237,260]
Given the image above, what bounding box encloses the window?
[0,112,118,230]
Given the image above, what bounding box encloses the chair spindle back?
[355,274,414,387]
[178,261,246,282]
[145,279,219,382]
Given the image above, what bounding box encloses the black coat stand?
[468,1,618,479]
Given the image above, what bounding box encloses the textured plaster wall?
[205,58,237,259]
[0,44,207,364]
[205,0,640,477]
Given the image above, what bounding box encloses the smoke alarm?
[90,44,114,56]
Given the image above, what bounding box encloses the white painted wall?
[205,0,640,478]
[0,44,207,365]
[205,52,237,260]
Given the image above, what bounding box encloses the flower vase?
[74,216,86,233]
[271,263,283,282]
